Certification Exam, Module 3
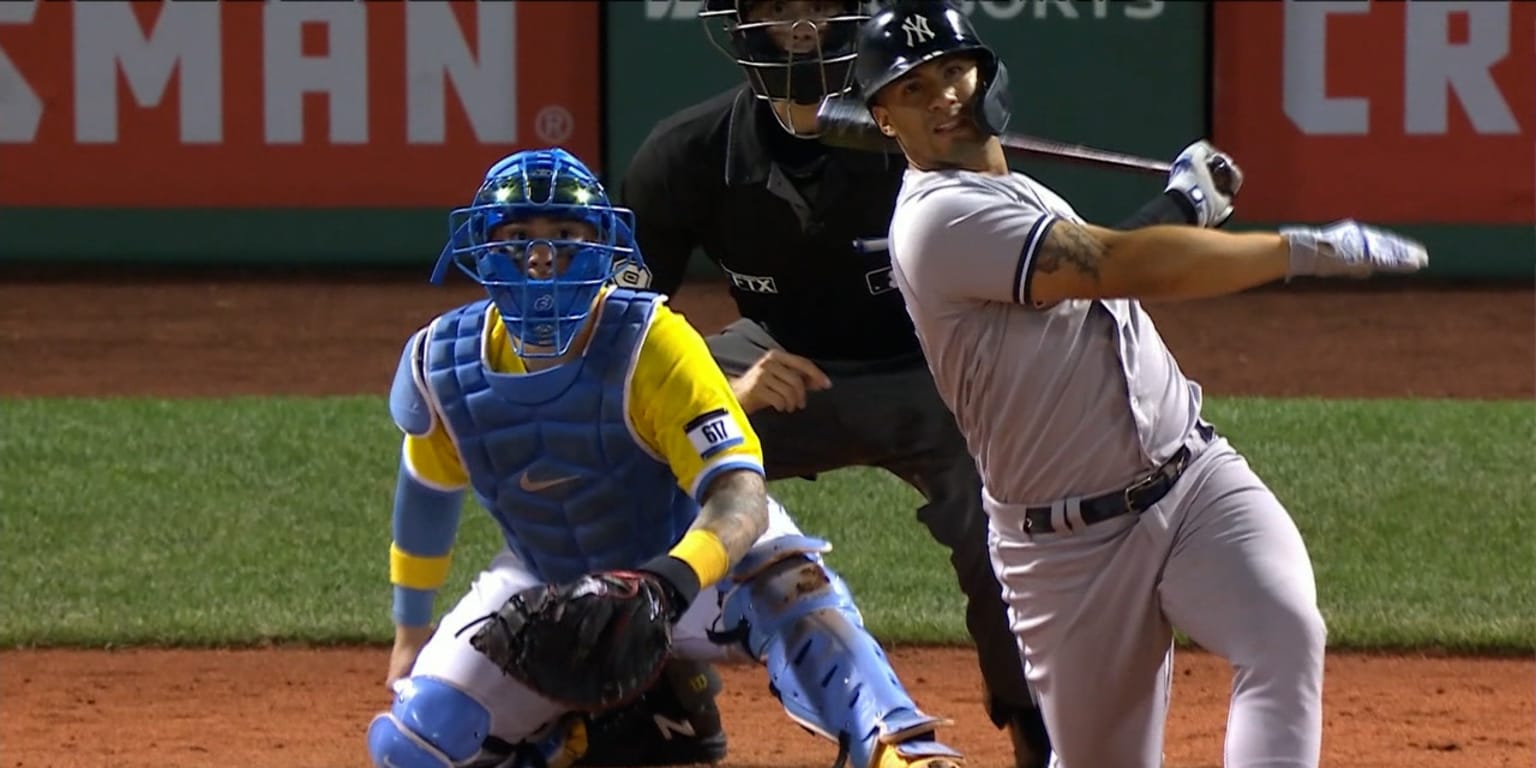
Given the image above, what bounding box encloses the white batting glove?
[1166,140,1244,228]
[1281,220,1429,279]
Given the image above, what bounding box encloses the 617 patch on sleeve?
[684,409,745,459]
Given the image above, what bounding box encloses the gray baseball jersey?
[886,166,1327,768]
[886,167,1201,507]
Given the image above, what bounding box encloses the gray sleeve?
[892,183,1059,305]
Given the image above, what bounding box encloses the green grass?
[1201,398,1536,653]
[1,397,1531,652]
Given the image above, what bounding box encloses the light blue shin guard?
[366,677,492,768]
[715,536,958,768]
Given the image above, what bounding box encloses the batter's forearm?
[1103,226,1290,299]
[1030,220,1290,304]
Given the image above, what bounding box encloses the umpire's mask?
[701,0,872,136]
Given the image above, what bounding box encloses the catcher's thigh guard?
[716,535,954,768]
[367,676,492,768]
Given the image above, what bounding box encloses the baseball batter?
[618,4,1234,764]
[365,147,965,768]
[847,3,1431,767]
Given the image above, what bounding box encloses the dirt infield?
[1,272,1532,399]
[1,273,1532,768]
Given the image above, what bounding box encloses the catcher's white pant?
[406,497,804,745]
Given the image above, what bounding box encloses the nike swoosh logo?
[519,472,580,493]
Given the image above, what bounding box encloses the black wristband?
[639,554,703,621]
[1117,190,1198,229]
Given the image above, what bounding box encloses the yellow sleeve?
[392,409,467,603]
[398,305,527,493]
[402,424,470,491]
[629,302,765,499]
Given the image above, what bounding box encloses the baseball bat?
[815,96,1172,176]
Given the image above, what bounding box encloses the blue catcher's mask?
[430,148,645,358]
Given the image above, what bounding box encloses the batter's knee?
[1282,600,1328,667]
[1242,595,1328,685]
[1274,587,1327,646]
[366,676,491,768]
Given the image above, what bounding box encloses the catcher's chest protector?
[423,290,698,584]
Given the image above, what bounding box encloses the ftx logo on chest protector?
[684,408,746,460]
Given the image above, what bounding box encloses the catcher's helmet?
[700,0,872,115]
[429,148,648,358]
[852,0,1011,136]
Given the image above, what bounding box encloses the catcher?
[365,147,965,768]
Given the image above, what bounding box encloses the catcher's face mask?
[431,148,647,359]
[701,0,871,135]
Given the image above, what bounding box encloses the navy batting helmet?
[852,0,1011,135]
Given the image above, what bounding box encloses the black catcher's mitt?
[467,570,677,712]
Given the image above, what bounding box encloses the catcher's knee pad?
[716,536,951,768]
[367,676,491,768]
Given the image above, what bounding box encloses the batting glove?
[1281,220,1430,279]
[1166,140,1244,228]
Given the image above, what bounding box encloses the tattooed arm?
[638,468,768,619]
[1024,219,1291,306]
[691,469,770,566]
[891,184,1290,311]
[629,300,774,613]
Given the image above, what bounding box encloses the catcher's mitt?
[467,570,677,712]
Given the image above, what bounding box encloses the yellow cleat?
[537,714,589,768]
[871,739,966,768]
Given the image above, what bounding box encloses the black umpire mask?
[700,0,872,135]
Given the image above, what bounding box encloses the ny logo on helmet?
[901,15,935,47]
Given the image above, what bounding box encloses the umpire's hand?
[732,350,832,414]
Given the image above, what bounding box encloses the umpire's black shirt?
[620,85,919,362]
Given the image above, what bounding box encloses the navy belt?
[1023,445,1193,535]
